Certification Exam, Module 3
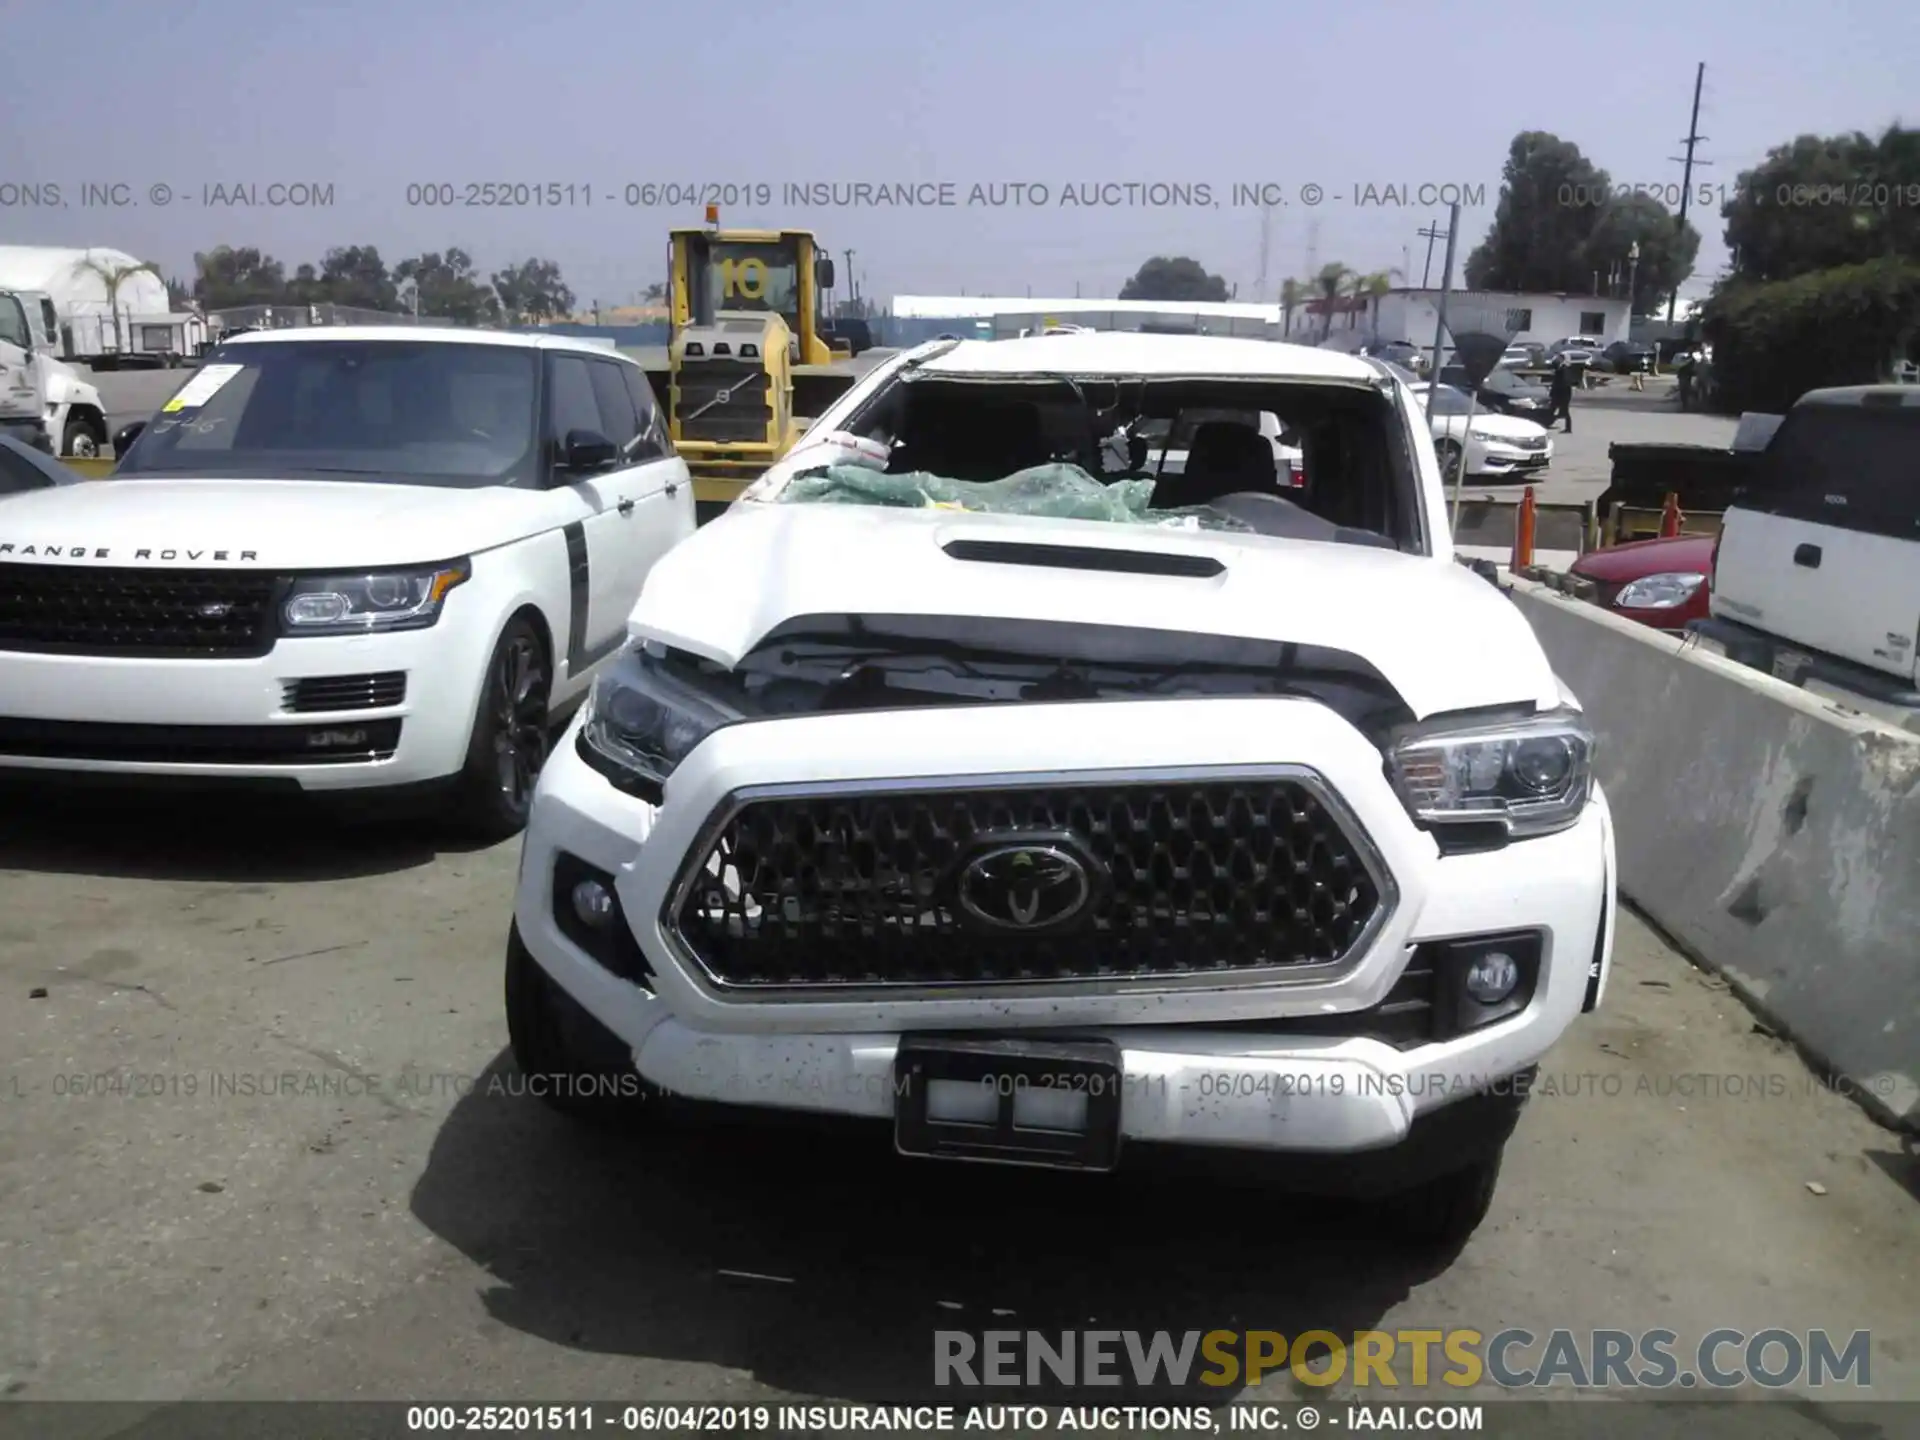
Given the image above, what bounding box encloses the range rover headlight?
[282,560,470,634]
[1388,706,1594,839]
[576,645,741,803]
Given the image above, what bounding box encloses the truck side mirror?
[113,420,147,459]
[816,256,836,291]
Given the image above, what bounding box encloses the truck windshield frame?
[113,339,543,489]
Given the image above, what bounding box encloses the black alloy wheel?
[455,616,551,840]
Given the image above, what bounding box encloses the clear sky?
[2,0,1913,308]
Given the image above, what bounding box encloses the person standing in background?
[1547,356,1575,432]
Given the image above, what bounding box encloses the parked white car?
[506,332,1616,1249]
[1411,382,1553,479]
[0,326,695,836]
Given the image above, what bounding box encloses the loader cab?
[672,228,837,367]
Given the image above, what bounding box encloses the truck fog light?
[571,878,616,930]
[1465,950,1521,1004]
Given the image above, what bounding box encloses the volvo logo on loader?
[956,841,1097,931]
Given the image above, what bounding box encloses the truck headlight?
[282,560,470,634]
[1388,706,1594,839]
[1614,572,1704,609]
[576,646,741,803]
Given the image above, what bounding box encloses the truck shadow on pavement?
[0,784,494,882]
[410,1054,1456,1404]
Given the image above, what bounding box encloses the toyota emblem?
[957,844,1093,931]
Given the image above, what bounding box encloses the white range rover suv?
[0,327,693,836]
[506,333,1616,1246]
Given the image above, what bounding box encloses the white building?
[0,245,170,318]
[0,245,180,359]
[890,296,1284,342]
[1370,289,1632,350]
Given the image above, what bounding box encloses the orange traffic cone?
[1512,486,1537,568]
[1660,492,1683,537]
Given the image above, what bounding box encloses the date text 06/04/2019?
[400,1402,1484,1433]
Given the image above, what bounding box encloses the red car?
[1566,533,1716,632]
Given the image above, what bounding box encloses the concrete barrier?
[1507,576,1920,1131]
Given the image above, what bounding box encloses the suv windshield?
[115,340,540,487]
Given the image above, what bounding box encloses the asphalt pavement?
[1,791,1913,1409]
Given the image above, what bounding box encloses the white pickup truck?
[1699,385,1920,709]
[503,332,1617,1250]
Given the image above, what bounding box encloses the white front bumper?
[0,609,492,791]
[514,696,1614,1155]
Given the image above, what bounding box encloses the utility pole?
[1668,62,1708,323]
[1417,219,1447,288]
[843,250,856,309]
[1255,204,1272,297]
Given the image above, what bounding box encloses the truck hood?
[0,477,546,569]
[41,358,102,410]
[629,503,1563,721]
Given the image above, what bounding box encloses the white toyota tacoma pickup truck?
[0,326,693,836]
[506,333,1617,1247]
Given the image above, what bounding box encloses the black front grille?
[668,779,1387,990]
[0,564,280,656]
[283,672,407,712]
[675,363,773,444]
[0,717,402,765]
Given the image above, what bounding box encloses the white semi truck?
[0,290,112,457]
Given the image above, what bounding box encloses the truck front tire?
[1379,1149,1504,1251]
[504,924,654,1123]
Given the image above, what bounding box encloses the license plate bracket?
[893,1035,1123,1171]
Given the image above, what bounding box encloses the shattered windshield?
[778,462,1254,531]
[771,372,1421,550]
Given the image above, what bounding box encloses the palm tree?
[1357,269,1402,336]
[1279,278,1303,337]
[1312,263,1353,339]
[70,250,163,359]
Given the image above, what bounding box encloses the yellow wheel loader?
[642,216,865,522]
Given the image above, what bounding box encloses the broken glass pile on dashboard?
[775,462,1252,531]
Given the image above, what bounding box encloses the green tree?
[1279,277,1304,337]
[192,246,288,308]
[1722,125,1920,284]
[1311,262,1353,337]
[285,263,323,305]
[1464,133,1615,293]
[1583,193,1701,314]
[318,245,398,310]
[1119,255,1230,303]
[70,250,164,352]
[1357,269,1401,334]
[492,258,576,323]
[393,248,500,325]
